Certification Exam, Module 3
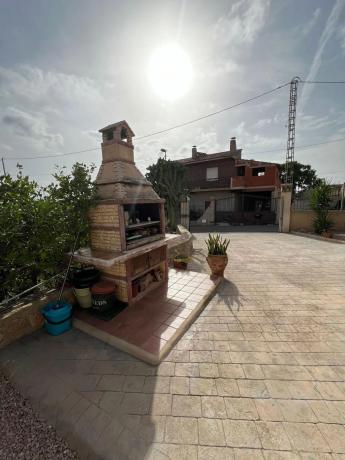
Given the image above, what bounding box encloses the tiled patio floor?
[1,232,345,460]
[74,270,220,364]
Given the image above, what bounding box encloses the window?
[236,166,245,176]
[252,167,266,177]
[206,167,218,181]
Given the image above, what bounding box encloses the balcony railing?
[187,176,231,190]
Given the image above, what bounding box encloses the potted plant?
[205,233,230,277]
[173,255,190,270]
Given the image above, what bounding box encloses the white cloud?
[300,0,345,112]
[211,0,270,48]
[339,24,345,52]
[302,8,321,36]
[0,65,102,104]
[2,107,64,149]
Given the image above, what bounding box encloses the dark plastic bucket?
[72,266,100,289]
[42,301,72,336]
[91,281,116,313]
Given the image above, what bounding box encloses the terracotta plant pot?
[206,254,228,277]
[173,260,188,270]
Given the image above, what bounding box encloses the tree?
[280,161,321,194]
[0,163,96,299]
[146,158,189,231]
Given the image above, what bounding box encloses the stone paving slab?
[1,233,345,459]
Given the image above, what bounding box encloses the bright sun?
[148,44,193,102]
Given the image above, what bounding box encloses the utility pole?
[285,76,300,186]
[1,157,6,175]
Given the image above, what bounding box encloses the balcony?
[187,176,231,190]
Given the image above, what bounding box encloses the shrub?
[310,181,334,234]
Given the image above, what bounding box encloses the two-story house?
[177,137,281,225]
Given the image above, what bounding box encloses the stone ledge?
[290,231,345,244]
[0,288,75,349]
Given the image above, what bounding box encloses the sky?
[0,0,345,184]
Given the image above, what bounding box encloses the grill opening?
[124,203,164,250]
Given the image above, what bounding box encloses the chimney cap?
[99,120,135,136]
[231,136,236,140]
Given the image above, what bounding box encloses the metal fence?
[292,187,345,210]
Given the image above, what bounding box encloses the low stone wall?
[0,289,75,349]
[290,210,345,233]
[166,225,193,262]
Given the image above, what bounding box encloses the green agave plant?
[205,233,230,256]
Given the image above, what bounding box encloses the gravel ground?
[0,373,78,460]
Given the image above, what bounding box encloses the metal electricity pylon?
[285,76,300,185]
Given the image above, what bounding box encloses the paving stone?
[121,392,152,414]
[172,395,202,417]
[308,400,345,423]
[223,419,261,448]
[198,418,226,446]
[143,376,170,394]
[216,378,240,396]
[170,376,189,394]
[255,399,284,421]
[264,451,300,459]
[150,394,172,415]
[165,416,198,444]
[198,446,235,460]
[242,364,265,379]
[238,379,269,398]
[278,399,318,422]
[123,375,145,392]
[233,448,264,459]
[175,363,199,377]
[218,364,245,378]
[201,396,227,418]
[190,377,218,395]
[256,421,291,450]
[154,443,198,460]
[225,397,259,420]
[99,391,124,414]
[284,422,331,452]
[199,363,219,378]
[97,374,125,391]
[318,424,345,453]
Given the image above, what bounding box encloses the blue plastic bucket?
[42,301,72,336]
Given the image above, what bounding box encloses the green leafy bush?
[310,181,334,234]
[205,233,230,255]
[0,163,96,299]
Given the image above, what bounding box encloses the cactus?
[146,159,189,231]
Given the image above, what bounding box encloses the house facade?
[177,138,281,225]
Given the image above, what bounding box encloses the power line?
[4,81,290,160]
[245,136,345,156]
[301,80,345,84]
[135,82,290,140]
[3,78,344,161]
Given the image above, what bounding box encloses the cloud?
[300,0,345,112]
[211,0,270,48]
[2,107,63,149]
[302,8,321,36]
[339,24,345,52]
[0,65,102,104]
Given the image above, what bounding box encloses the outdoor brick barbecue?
[74,120,168,305]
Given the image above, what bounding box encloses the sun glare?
[148,44,193,102]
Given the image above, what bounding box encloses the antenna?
[285,76,300,185]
